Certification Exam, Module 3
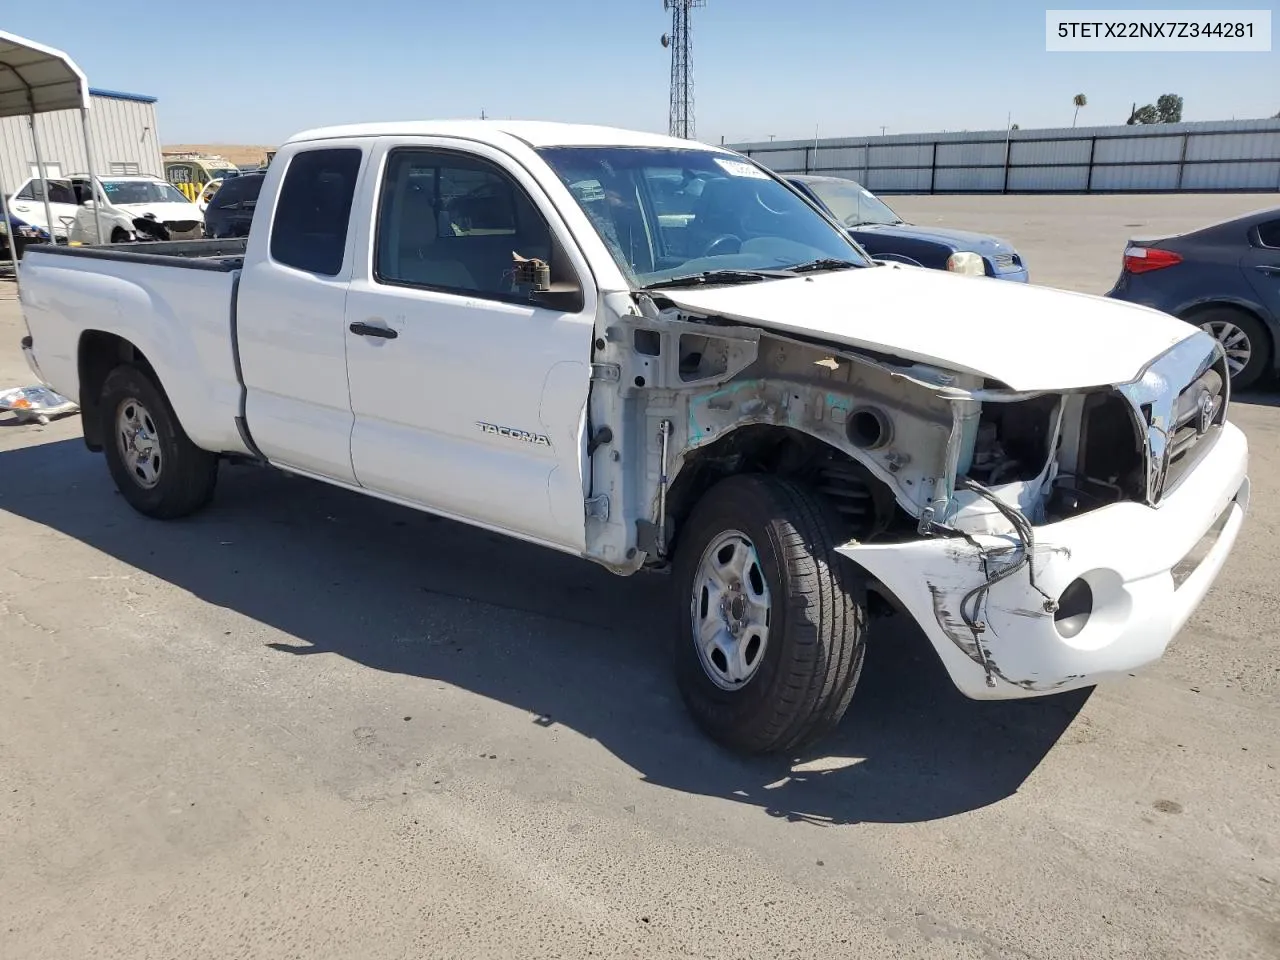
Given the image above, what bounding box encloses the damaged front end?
[584,290,1249,699]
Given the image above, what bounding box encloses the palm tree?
[1072,93,1088,127]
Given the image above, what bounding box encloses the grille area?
[992,253,1021,270]
[164,219,203,239]
[1162,362,1227,495]
[1117,333,1229,505]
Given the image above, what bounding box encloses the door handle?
[349,321,398,340]
[1255,265,1280,276]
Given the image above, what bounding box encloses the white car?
[66,174,204,244]
[5,177,81,240]
[18,121,1249,753]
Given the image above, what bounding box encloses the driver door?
[342,138,598,553]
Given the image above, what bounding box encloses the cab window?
[373,148,567,304]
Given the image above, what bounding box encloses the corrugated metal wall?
[732,119,1280,194]
[0,94,162,193]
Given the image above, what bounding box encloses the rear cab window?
[270,148,363,276]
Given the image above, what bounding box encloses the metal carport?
[0,29,103,277]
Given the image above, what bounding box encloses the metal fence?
[730,119,1280,195]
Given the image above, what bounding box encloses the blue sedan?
[1107,206,1280,390]
[788,175,1029,282]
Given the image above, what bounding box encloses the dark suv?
[203,173,265,239]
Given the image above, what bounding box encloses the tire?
[671,474,867,754]
[110,228,131,244]
[99,364,218,519]
[1189,306,1271,391]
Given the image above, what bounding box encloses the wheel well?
[110,226,131,242]
[664,425,897,558]
[78,332,157,451]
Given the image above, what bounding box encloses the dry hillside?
[162,144,276,168]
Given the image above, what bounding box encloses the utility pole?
[661,0,706,139]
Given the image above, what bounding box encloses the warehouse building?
[0,88,162,193]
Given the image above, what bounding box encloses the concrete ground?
[1,196,1278,960]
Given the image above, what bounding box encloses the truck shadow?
[0,437,1088,826]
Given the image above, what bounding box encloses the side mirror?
[81,199,95,208]
[513,252,583,311]
[530,282,584,312]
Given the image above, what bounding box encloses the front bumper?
[838,421,1249,699]
[994,266,1030,283]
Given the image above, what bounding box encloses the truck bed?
[27,237,248,271]
[20,238,251,457]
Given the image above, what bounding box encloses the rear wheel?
[1190,306,1270,391]
[99,365,218,519]
[671,474,867,754]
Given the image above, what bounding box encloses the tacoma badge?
[476,421,552,448]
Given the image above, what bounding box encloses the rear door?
[1243,217,1280,322]
[342,138,597,552]
[235,144,368,482]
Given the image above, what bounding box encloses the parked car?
[789,174,1029,281]
[5,177,81,240]
[1107,207,1280,390]
[0,209,51,261]
[19,122,1248,754]
[66,175,204,244]
[202,172,264,238]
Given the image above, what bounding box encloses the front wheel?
[99,364,218,519]
[671,475,867,754]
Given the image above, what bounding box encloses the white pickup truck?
[18,121,1250,753]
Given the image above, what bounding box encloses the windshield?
[101,179,192,205]
[801,178,902,227]
[536,146,869,287]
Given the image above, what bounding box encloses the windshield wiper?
[785,258,863,274]
[642,268,789,291]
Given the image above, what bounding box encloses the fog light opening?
[1054,578,1093,639]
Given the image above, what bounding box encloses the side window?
[270,148,362,276]
[1258,220,1280,249]
[374,149,554,301]
[47,182,78,204]
[15,180,76,204]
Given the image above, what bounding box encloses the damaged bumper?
[838,422,1250,700]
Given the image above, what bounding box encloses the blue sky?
[6,1,1276,145]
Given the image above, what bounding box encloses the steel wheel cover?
[690,530,773,690]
